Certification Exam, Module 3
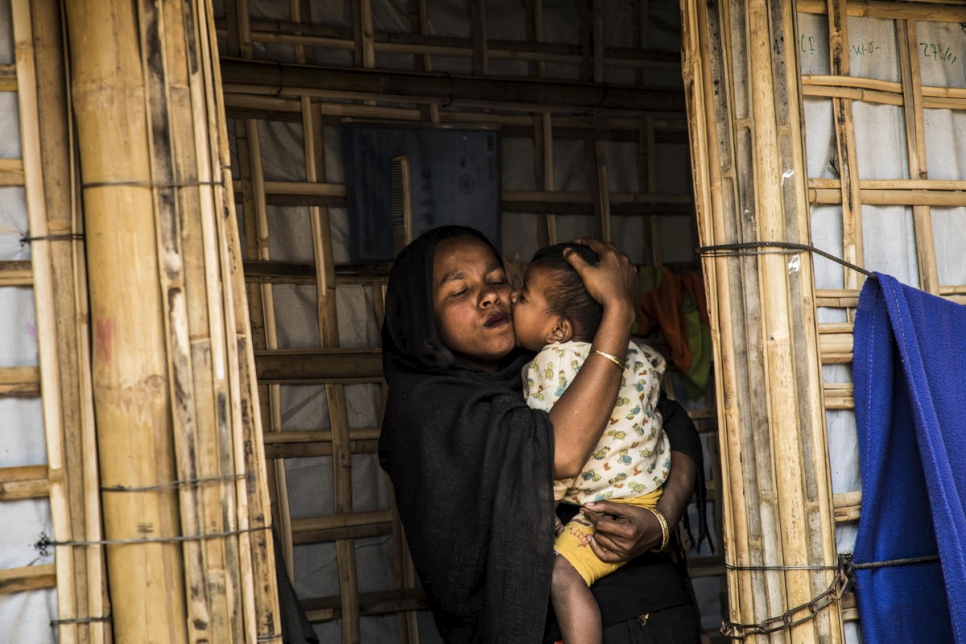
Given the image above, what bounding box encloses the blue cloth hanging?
[853,273,966,644]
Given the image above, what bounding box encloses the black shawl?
[379,227,557,644]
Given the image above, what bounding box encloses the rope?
[100,474,246,493]
[82,179,225,190]
[720,552,940,638]
[50,615,112,627]
[20,233,85,246]
[32,526,270,557]
[697,241,877,279]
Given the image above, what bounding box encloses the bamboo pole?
[241,115,295,579]
[63,1,188,641]
[195,3,282,643]
[217,19,681,69]
[797,0,966,21]
[594,139,612,242]
[827,0,865,292]
[897,20,939,294]
[682,0,844,641]
[0,565,58,594]
[218,59,686,113]
[416,0,440,123]
[62,2,280,641]
[20,1,111,640]
[643,116,663,266]
[471,0,489,76]
[808,188,966,206]
[302,93,361,644]
[200,0,281,636]
[222,92,673,130]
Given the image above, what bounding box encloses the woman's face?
[432,235,515,371]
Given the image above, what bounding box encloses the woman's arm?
[578,450,696,561]
[578,394,705,561]
[549,239,637,478]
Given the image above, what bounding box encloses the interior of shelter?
[2,1,966,643]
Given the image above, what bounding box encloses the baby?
[512,243,671,644]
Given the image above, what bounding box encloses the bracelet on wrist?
[591,349,624,371]
[643,507,670,553]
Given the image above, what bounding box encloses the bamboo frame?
[302,93,362,643]
[219,59,686,114]
[216,1,706,640]
[682,1,843,642]
[58,2,280,642]
[897,19,940,294]
[11,3,85,642]
[213,18,681,70]
[798,0,966,21]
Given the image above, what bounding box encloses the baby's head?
[511,243,603,352]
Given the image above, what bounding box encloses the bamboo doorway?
[219,1,726,642]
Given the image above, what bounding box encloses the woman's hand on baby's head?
[564,239,637,315]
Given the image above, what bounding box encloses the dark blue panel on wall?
[344,125,502,262]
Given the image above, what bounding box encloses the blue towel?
[853,273,966,644]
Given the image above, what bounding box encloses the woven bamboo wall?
[0,1,280,642]
[0,2,110,642]
[215,1,724,642]
[683,0,966,642]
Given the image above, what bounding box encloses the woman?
[379,226,704,643]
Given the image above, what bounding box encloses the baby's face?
[510,265,561,352]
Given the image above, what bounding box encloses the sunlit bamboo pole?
[12,2,80,642]
[681,0,843,641]
[63,1,188,641]
[63,2,279,641]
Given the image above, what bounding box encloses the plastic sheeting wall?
[0,0,58,642]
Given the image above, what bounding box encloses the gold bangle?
[644,507,670,553]
[591,349,624,371]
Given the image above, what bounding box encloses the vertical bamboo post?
[353,0,375,68]
[827,0,865,294]
[62,2,280,641]
[471,0,488,76]
[642,117,662,266]
[415,0,440,123]
[592,0,604,84]
[63,1,187,641]
[529,0,557,246]
[200,0,281,633]
[301,94,362,644]
[897,19,939,294]
[681,0,844,642]
[11,2,79,642]
[594,139,612,242]
[246,117,295,578]
[636,1,662,267]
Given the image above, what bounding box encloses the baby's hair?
[528,243,604,343]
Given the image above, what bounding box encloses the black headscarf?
[380,226,557,643]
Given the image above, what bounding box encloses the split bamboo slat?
[212,18,681,71]
[60,1,279,643]
[827,0,866,294]
[302,92,362,644]
[798,0,966,22]
[682,1,843,643]
[9,3,98,643]
[230,0,298,589]
[896,19,940,294]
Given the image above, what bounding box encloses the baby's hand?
[555,516,565,536]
